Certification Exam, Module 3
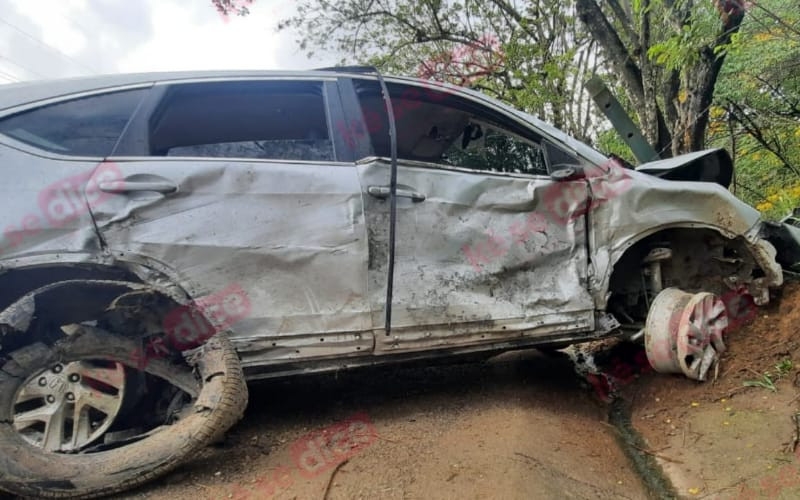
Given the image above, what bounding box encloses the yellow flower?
[756,202,774,212]
[791,185,800,198]
[767,194,780,202]
[754,32,773,42]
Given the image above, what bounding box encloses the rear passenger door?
[0,87,149,261]
[343,79,595,353]
[91,78,373,367]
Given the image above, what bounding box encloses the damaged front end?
[759,219,800,273]
[594,149,794,382]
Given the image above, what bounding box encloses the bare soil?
[119,350,647,500]
[106,282,800,500]
[622,282,800,499]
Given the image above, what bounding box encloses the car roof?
[0,69,608,165]
[0,70,353,111]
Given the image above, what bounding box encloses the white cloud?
[0,0,332,84]
[118,0,281,73]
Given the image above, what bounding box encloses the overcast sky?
[0,0,331,84]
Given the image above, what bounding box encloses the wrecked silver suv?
[0,70,798,498]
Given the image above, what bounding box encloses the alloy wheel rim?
[12,360,126,452]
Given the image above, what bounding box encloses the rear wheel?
[0,286,248,498]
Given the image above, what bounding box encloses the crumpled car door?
[359,157,596,353]
[86,80,373,367]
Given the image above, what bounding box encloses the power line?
[0,68,21,82]
[51,8,96,44]
[0,15,98,75]
[0,54,48,79]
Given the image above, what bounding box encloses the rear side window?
[149,81,333,161]
[0,89,147,157]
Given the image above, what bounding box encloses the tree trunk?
[577,0,745,157]
[577,0,673,156]
[674,7,744,153]
[575,0,646,113]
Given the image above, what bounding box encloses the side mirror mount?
[550,165,585,182]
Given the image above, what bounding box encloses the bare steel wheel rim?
[645,288,729,381]
[677,292,728,381]
[12,360,126,452]
[644,288,691,374]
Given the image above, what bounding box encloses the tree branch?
[575,0,645,111]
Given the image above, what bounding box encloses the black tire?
[0,323,248,498]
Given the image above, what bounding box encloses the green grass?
[743,359,794,392]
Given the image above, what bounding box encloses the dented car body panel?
[587,165,782,308]
[0,70,794,380]
[0,143,107,258]
[91,157,374,367]
[358,157,595,354]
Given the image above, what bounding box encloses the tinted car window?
[0,88,147,157]
[355,81,547,175]
[545,141,581,169]
[150,81,333,161]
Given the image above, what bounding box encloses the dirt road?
[114,282,800,499]
[120,350,647,500]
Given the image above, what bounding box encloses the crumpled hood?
[635,148,733,187]
[595,167,761,246]
[588,166,767,303]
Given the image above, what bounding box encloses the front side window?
[354,81,548,176]
[149,81,333,162]
[545,140,581,169]
[0,88,147,157]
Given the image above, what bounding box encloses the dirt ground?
[120,350,646,500]
[621,281,800,499]
[113,282,800,500]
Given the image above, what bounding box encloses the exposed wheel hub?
[644,288,729,381]
[12,361,126,452]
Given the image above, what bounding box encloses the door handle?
[98,180,177,194]
[367,185,426,202]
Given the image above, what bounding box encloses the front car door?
[91,77,373,372]
[341,78,595,353]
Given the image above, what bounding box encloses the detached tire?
[0,324,248,498]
